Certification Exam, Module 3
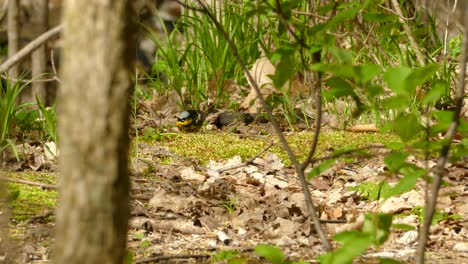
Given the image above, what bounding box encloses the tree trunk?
[54,0,134,263]
[0,181,17,263]
[31,0,49,104]
[7,0,20,79]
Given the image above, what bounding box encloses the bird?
[176,110,207,132]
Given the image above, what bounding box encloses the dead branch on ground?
[0,176,57,190]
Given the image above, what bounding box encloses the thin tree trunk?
[54,0,134,263]
[31,0,49,104]
[7,0,20,79]
[0,180,17,263]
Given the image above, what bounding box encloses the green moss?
[6,172,57,222]
[150,131,400,165]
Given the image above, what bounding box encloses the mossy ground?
[5,131,399,223]
[5,172,57,222]
[148,130,400,165]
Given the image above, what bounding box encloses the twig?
[134,254,210,264]
[389,0,425,65]
[291,10,328,20]
[378,4,416,21]
[0,74,57,83]
[193,0,332,251]
[0,176,57,190]
[50,48,62,83]
[0,25,62,73]
[24,210,54,224]
[310,144,388,164]
[217,142,275,173]
[415,2,468,263]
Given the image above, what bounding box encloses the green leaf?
[312,64,379,83]
[422,81,446,106]
[391,223,416,231]
[350,182,392,201]
[365,85,384,99]
[381,95,409,110]
[124,251,133,264]
[318,231,371,264]
[384,152,409,172]
[329,47,353,64]
[307,159,336,179]
[430,111,454,135]
[311,63,357,80]
[383,165,424,199]
[255,244,284,264]
[392,113,422,142]
[326,77,356,98]
[270,47,296,89]
[362,213,393,246]
[384,66,412,95]
[404,64,439,94]
[356,64,381,83]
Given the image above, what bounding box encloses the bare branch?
[390,0,425,65]
[0,25,62,74]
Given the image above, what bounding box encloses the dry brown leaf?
[28,153,45,171]
[240,56,276,113]
[180,167,206,182]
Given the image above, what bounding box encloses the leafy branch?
[415,2,468,262]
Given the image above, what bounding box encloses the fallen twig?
[24,210,54,224]
[217,142,275,173]
[0,176,57,190]
[310,144,388,164]
[134,254,210,263]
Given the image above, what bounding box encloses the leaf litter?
[2,135,467,263]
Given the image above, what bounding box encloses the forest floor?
[2,109,467,263]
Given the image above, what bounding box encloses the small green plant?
[140,127,177,142]
[350,181,393,201]
[223,195,238,215]
[0,77,32,161]
[410,206,462,226]
[255,244,308,264]
[139,239,150,248]
[36,97,57,144]
[211,250,246,264]
[318,213,394,264]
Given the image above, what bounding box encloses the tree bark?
[54,0,134,263]
[7,0,20,79]
[31,0,49,104]
[0,180,17,263]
